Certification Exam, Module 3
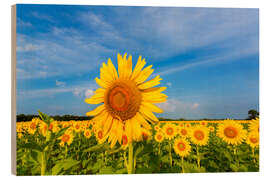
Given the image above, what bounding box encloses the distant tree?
[248,109,259,120]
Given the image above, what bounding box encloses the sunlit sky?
[16,4,259,119]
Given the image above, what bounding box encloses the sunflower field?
[16,54,259,175]
[16,111,259,175]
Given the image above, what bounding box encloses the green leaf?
[83,143,109,152]
[51,158,80,175]
[20,143,42,152]
[99,166,114,174]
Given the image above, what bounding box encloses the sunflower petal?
[134,65,154,84]
[86,104,105,116]
[131,56,146,80]
[138,75,162,89]
[85,92,104,104]
[141,102,163,113]
[107,58,118,80]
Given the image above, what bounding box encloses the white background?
[1,0,269,179]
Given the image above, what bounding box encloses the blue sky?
[16,4,259,119]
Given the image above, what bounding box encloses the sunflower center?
[177,142,186,151]
[166,128,174,135]
[109,87,130,111]
[157,134,162,140]
[250,137,258,144]
[181,129,187,135]
[62,134,70,142]
[30,123,36,130]
[224,126,238,138]
[105,80,141,121]
[98,131,103,139]
[194,130,204,140]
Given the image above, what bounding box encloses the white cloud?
[85,89,94,98]
[192,103,200,109]
[157,99,200,113]
[17,43,43,52]
[166,82,172,87]
[56,80,66,87]
[17,18,32,28]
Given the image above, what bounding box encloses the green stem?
[123,151,128,170]
[169,141,172,167]
[41,151,46,176]
[127,142,134,174]
[196,145,200,169]
[233,145,239,171]
[181,156,185,173]
[252,148,256,163]
[158,143,161,156]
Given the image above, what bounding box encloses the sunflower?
[49,121,60,133]
[163,123,177,140]
[200,121,208,126]
[17,132,23,139]
[185,123,191,128]
[154,124,160,131]
[190,125,209,146]
[154,131,164,143]
[95,128,106,144]
[178,126,189,138]
[73,121,82,133]
[249,117,259,134]
[217,119,247,145]
[58,131,74,147]
[84,129,92,139]
[208,126,215,132]
[27,118,39,135]
[173,138,191,157]
[246,132,259,149]
[85,53,167,147]
[141,128,152,141]
[39,121,48,137]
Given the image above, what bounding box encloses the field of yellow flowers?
[16,111,259,175]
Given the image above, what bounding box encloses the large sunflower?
[190,125,209,146]
[217,119,247,145]
[85,53,167,148]
[173,138,191,157]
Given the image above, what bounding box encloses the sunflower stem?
[41,151,46,175]
[181,156,185,173]
[158,143,161,156]
[196,145,200,169]
[169,141,173,167]
[252,148,256,164]
[127,142,134,174]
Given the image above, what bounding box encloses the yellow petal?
[86,104,105,116]
[142,92,168,103]
[125,55,133,79]
[134,65,154,84]
[142,86,167,93]
[141,102,163,113]
[85,92,104,104]
[95,77,109,89]
[138,75,162,89]
[131,56,146,80]
[139,107,159,122]
[107,58,118,80]
[117,54,124,78]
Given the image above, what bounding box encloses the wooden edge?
[11,4,17,176]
